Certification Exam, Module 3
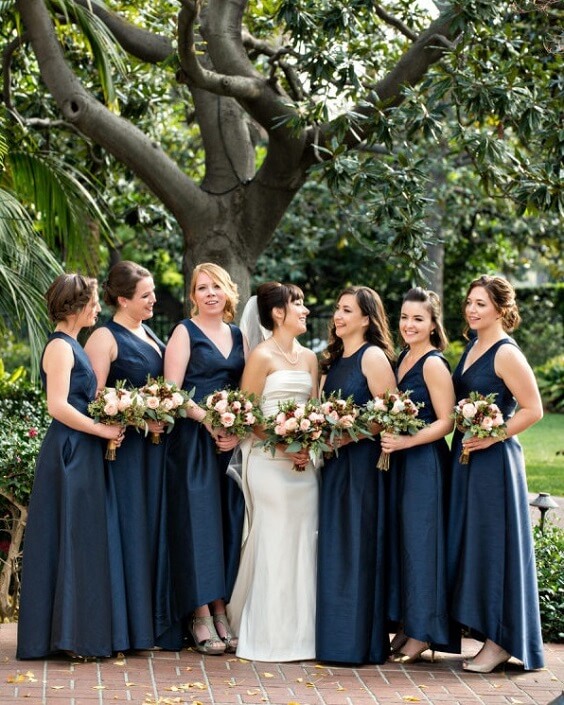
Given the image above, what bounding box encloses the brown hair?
[402,287,449,351]
[102,260,152,308]
[45,274,98,323]
[321,286,395,374]
[256,282,305,331]
[189,262,239,322]
[464,275,521,335]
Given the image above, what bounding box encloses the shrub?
[535,355,564,413]
[0,361,50,619]
[534,522,564,643]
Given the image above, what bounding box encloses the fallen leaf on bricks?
[51,686,65,690]
[247,688,260,695]
[402,697,421,702]
[262,672,274,678]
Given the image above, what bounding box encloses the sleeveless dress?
[387,349,451,647]
[316,345,389,665]
[17,333,112,659]
[158,319,245,639]
[446,338,544,670]
[227,369,319,662]
[101,320,167,651]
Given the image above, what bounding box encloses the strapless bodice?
[261,370,312,417]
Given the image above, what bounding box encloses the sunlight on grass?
[521,413,564,496]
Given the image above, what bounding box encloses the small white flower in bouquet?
[87,380,145,459]
[260,398,332,472]
[137,376,194,444]
[452,391,507,464]
[201,388,264,442]
[320,391,373,454]
[362,389,426,470]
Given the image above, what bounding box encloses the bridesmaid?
[17,274,123,659]
[447,275,544,672]
[84,261,169,652]
[162,262,245,654]
[381,287,454,663]
[316,286,396,665]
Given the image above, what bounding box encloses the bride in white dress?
[227,282,319,662]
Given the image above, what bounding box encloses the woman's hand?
[146,420,167,435]
[461,434,505,454]
[380,432,412,453]
[99,424,126,446]
[285,447,309,469]
[210,427,240,452]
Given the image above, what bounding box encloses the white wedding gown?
[227,370,319,662]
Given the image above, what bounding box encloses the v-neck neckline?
[461,337,510,376]
[190,319,234,360]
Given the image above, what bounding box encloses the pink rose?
[146,396,160,410]
[462,402,477,419]
[161,398,174,411]
[146,384,159,395]
[284,417,299,432]
[104,401,119,416]
[275,412,287,424]
[244,412,256,425]
[391,400,406,414]
[231,400,242,412]
[492,413,505,427]
[103,390,118,403]
[311,429,322,440]
[300,418,312,431]
[293,406,305,419]
[309,412,325,424]
[480,417,494,431]
[220,412,236,428]
[118,396,133,411]
[214,399,229,413]
[244,401,253,411]
[274,423,287,436]
[171,392,185,407]
[339,414,355,428]
[371,397,387,412]
[321,402,333,415]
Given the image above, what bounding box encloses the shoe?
[213,613,238,653]
[462,646,510,673]
[391,640,434,664]
[190,615,226,655]
[390,629,408,654]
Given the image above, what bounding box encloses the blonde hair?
[189,262,239,322]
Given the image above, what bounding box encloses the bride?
[227,281,319,662]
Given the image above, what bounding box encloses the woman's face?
[278,297,309,335]
[79,291,101,327]
[119,276,156,321]
[333,293,369,340]
[191,271,226,316]
[399,300,434,347]
[465,285,499,332]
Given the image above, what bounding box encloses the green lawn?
[520,413,564,496]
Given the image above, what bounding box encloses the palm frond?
[7,151,112,268]
[0,188,63,377]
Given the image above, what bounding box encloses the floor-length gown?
[387,350,450,647]
[157,319,245,641]
[101,320,167,651]
[227,369,319,662]
[17,333,112,659]
[447,338,544,670]
[316,344,389,665]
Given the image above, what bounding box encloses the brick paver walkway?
[1,623,563,705]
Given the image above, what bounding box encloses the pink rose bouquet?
[87,381,145,459]
[260,398,331,472]
[362,389,426,470]
[452,391,507,464]
[137,376,193,444]
[201,388,264,441]
[320,391,372,453]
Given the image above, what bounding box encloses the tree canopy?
[2,0,562,304]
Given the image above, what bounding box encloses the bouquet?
[137,376,193,444]
[201,388,263,441]
[452,391,507,464]
[320,391,372,453]
[87,381,145,460]
[260,398,331,472]
[362,390,426,470]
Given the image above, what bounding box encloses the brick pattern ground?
[1,624,563,705]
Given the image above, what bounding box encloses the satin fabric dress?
[447,338,544,670]
[157,319,245,642]
[17,333,112,659]
[227,370,319,662]
[101,320,167,651]
[387,349,451,647]
[316,344,389,665]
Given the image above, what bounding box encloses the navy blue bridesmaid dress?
[387,349,450,647]
[17,333,112,659]
[157,319,245,638]
[447,338,544,670]
[316,344,389,664]
[101,320,167,651]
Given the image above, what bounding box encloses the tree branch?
[373,3,418,41]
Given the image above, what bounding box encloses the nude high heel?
[190,615,226,655]
[463,647,510,673]
[391,640,435,664]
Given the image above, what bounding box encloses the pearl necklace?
[271,337,301,365]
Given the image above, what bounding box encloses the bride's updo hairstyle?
[189,262,239,322]
[256,281,304,331]
[464,275,521,336]
[102,260,151,309]
[402,287,449,351]
[321,286,395,374]
[45,273,98,323]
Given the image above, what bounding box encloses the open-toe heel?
[213,613,238,653]
[190,615,226,655]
